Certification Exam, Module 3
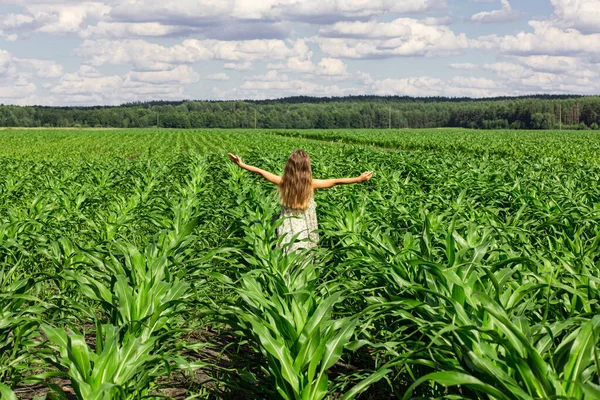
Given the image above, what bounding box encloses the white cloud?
[450,62,479,70]
[246,70,289,82]
[109,0,232,24]
[471,0,518,23]
[0,13,35,30]
[0,81,36,100]
[0,0,449,43]
[109,0,446,24]
[49,65,189,105]
[0,30,18,41]
[0,49,63,80]
[0,49,43,104]
[550,0,600,33]
[2,0,600,104]
[370,75,504,97]
[224,61,252,71]
[268,58,315,73]
[479,56,600,95]
[478,20,600,56]
[14,58,64,78]
[127,65,200,84]
[217,80,354,100]
[317,58,347,76]
[0,50,16,77]
[509,55,583,74]
[315,18,471,58]
[207,72,230,80]
[27,0,445,42]
[29,2,111,34]
[319,18,413,38]
[266,56,349,77]
[81,21,184,38]
[272,0,446,21]
[212,64,362,99]
[75,38,312,70]
[483,62,529,78]
[421,16,453,26]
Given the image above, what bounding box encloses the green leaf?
[564,316,600,397]
[0,383,18,400]
[401,371,511,400]
[340,368,392,400]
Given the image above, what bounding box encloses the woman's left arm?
[313,171,373,189]
[228,153,282,185]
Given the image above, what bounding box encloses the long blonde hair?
[279,150,313,209]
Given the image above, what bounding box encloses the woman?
[228,150,373,253]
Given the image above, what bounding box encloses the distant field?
[1,129,599,399]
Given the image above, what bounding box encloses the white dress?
[277,198,319,253]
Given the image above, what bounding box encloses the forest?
[1,95,600,130]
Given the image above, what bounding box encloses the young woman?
[228,150,373,253]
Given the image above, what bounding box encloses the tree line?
[1,95,599,130]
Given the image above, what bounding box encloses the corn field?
[0,128,599,399]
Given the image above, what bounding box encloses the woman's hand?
[228,153,242,166]
[360,171,374,182]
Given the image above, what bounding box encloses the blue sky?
[0,0,599,106]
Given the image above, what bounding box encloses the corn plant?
[0,128,599,399]
[0,264,46,388]
[42,324,163,400]
[213,181,388,399]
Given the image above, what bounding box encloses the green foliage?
[2,95,600,129]
[0,128,598,399]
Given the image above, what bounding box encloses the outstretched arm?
[313,171,373,189]
[228,153,282,185]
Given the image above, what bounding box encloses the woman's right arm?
[313,171,373,189]
[228,153,282,185]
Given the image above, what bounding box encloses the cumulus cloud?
[315,18,471,58]
[212,65,364,99]
[450,63,479,70]
[107,0,446,26]
[0,80,37,100]
[0,0,440,42]
[224,61,252,71]
[49,65,189,105]
[0,30,18,41]
[369,75,504,97]
[81,21,185,38]
[267,57,349,77]
[318,58,347,76]
[271,0,447,22]
[207,72,230,80]
[550,0,600,33]
[14,58,64,78]
[1,0,599,104]
[0,49,64,79]
[30,2,111,34]
[0,49,63,104]
[479,56,600,94]
[75,38,312,70]
[109,0,230,24]
[471,0,519,23]
[478,20,600,56]
[0,50,16,77]
[0,13,35,30]
[127,65,200,84]
[508,55,583,74]
[216,80,355,100]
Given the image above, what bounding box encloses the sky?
[0,0,599,106]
